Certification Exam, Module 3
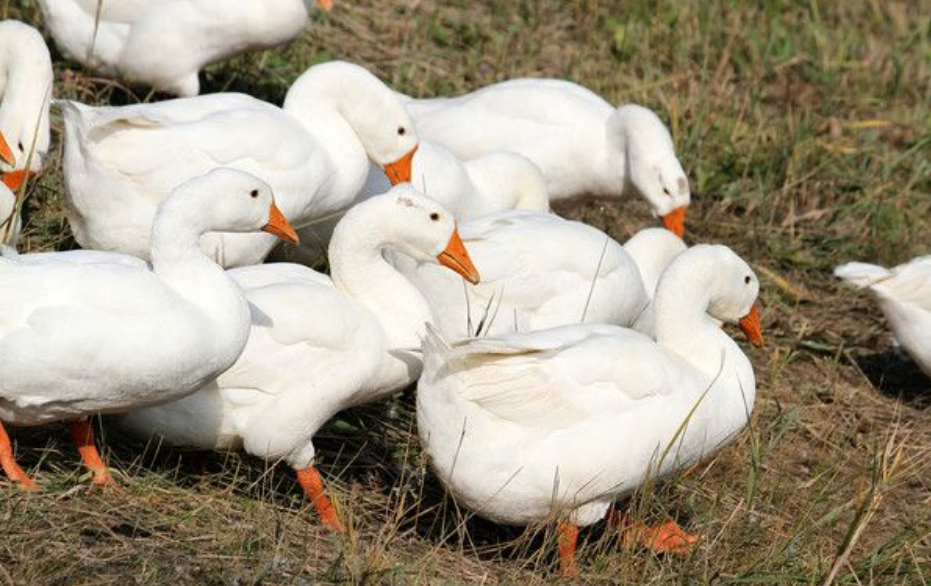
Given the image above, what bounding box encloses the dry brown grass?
[1,0,929,583]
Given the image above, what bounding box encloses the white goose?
[363,140,550,220]
[37,0,331,97]
[62,60,419,268]
[0,169,299,489]
[393,214,688,340]
[417,244,763,575]
[0,184,20,248]
[404,79,690,236]
[623,227,688,334]
[296,139,550,265]
[835,257,931,377]
[120,186,480,530]
[0,20,53,190]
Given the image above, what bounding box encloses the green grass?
[1,0,930,584]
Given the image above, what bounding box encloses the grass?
[1,0,930,583]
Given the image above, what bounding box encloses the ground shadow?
[855,350,931,409]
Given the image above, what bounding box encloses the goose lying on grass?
[0,169,298,488]
[417,244,763,575]
[120,186,480,530]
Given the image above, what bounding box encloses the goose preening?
[120,186,480,529]
[417,244,763,575]
[0,169,299,488]
[37,0,333,97]
[404,79,690,236]
[62,61,419,268]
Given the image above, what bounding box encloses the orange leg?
[558,520,580,577]
[69,420,116,487]
[610,510,698,555]
[0,421,37,489]
[296,465,344,532]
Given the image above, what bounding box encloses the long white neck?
[600,109,633,197]
[149,197,251,351]
[327,202,434,353]
[282,68,376,205]
[0,24,52,168]
[652,259,756,430]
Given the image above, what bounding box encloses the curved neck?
[653,261,757,440]
[653,262,733,376]
[595,109,629,196]
[149,199,250,342]
[0,27,52,164]
[282,70,374,203]
[327,206,434,352]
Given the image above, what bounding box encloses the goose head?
[610,105,690,237]
[0,21,53,186]
[283,61,419,185]
[334,185,480,285]
[699,245,763,347]
[155,168,299,243]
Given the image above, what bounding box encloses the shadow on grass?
[855,350,931,409]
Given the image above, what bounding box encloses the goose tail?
[834,262,891,289]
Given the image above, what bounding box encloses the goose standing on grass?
[417,245,764,576]
[404,79,690,236]
[120,186,480,531]
[37,0,333,97]
[0,169,299,489]
[62,60,419,268]
[0,20,53,191]
[835,257,931,377]
[392,214,689,339]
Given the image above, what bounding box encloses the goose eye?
[744,275,751,285]
[250,189,259,198]
[430,212,440,221]
[17,141,23,151]
[397,126,406,136]
[662,187,671,197]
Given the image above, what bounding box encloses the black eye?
[250,189,259,198]
[744,275,751,284]
[663,187,671,197]
[17,142,23,151]
[430,212,440,221]
[397,127,406,136]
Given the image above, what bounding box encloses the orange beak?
[261,201,300,244]
[437,227,480,285]
[2,170,36,191]
[738,303,764,348]
[0,132,14,167]
[660,206,687,238]
[383,145,418,186]
[316,0,333,11]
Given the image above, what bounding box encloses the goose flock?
[0,6,926,577]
